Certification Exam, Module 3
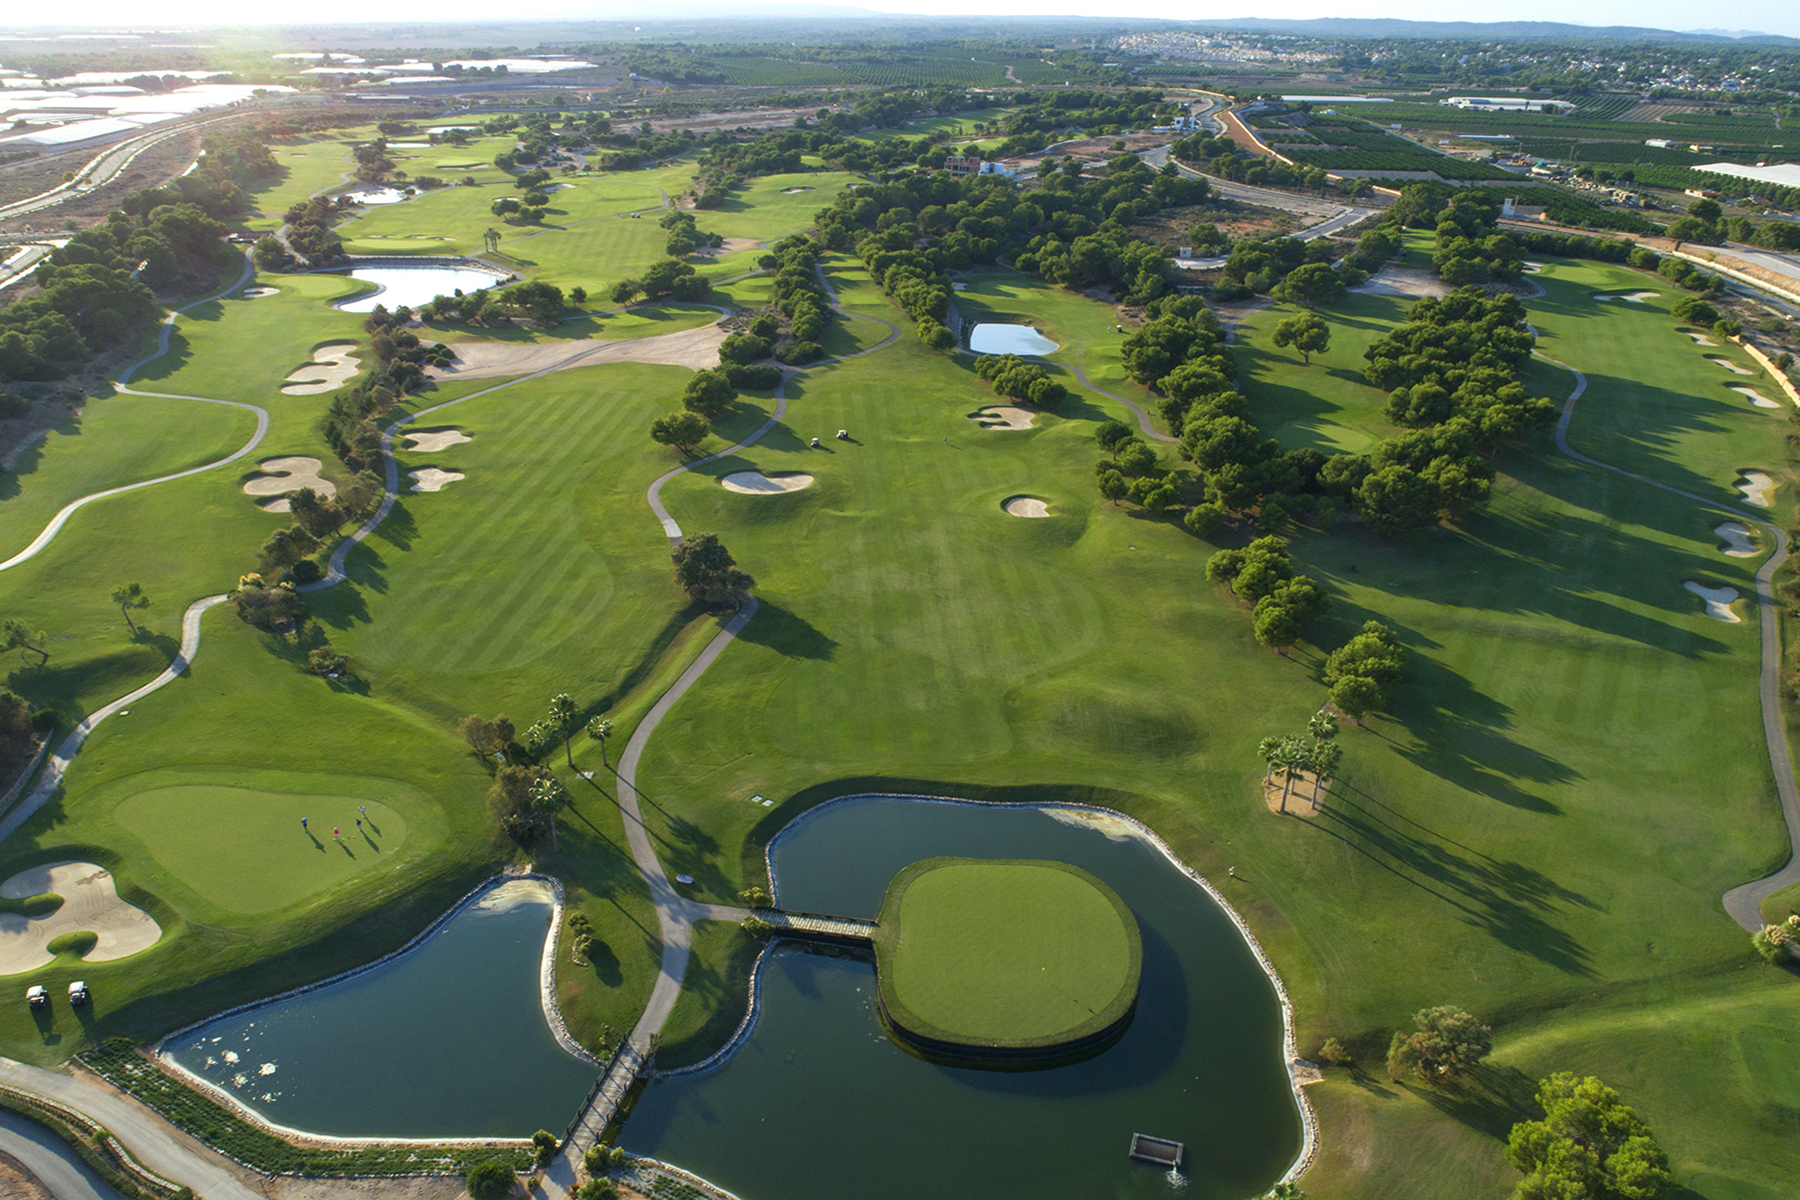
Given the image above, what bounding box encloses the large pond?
[163,879,595,1139]
[625,797,1303,1200]
[968,322,1059,356]
[336,266,505,313]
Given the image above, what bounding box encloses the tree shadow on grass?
[1307,779,1598,976]
[734,601,836,660]
[1408,1061,1542,1142]
[657,813,731,900]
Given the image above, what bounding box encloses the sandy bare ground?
[244,457,335,514]
[694,238,760,258]
[1709,357,1754,375]
[0,861,161,975]
[409,468,464,493]
[1523,261,1545,274]
[425,324,726,383]
[1738,471,1775,507]
[1716,522,1758,557]
[720,471,812,494]
[1684,580,1742,623]
[1687,331,1720,346]
[1596,291,1658,303]
[1353,267,1450,299]
[281,344,361,396]
[240,287,280,299]
[1002,495,1050,518]
[1731,385,1782,409]
[402,429,471,453]
[1264,770,1323,815]
[971,406,1036,430]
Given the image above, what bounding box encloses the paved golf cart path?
[0,255,269,573]
[1542,348,1800,929]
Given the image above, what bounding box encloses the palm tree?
[111,582,149,633]
[482,226,502,253]
[1309,740,1343,806]
[1257,736,1283,787]
[530,776,569,853]
[549,693,577,767]
[587,716,614,769]
[1307,709,1339,744]
[1275,735,1310,813]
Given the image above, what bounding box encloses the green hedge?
[79,1041,532,1177]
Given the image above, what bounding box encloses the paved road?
[1541,349,1800,930]
[1138,145,1379,240]
[0,1107,122,1200]
[0,115,238,224]
[1723,242,1800,286]
[0,1059,262,1200]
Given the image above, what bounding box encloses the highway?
[1138,143,1380,240]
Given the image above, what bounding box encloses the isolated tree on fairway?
[1274,735,1310,811]
[548,693,578,768]
[1257,735,1283,787]
[1271,312,1331,365]
[1329,675,1384,726]
[482,227,501,253]
[1325,620,1407,724]
[1387,1005,1492,1083]
[1098,469,1129,506]
[650,411,710,455]
[1505,1073,1670,1200]
[111,582,149,633]
[682,369,737,419]
[0,619,48,666]
[1270,262,1346,308]
[671,533,755,608]
[587,716,614,769]
[1252,599,1301,655]
[530,775,570,852]
[460,716,499,762]
[1308,738,1342,803]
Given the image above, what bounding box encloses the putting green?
[874,858,1140,1052]
[116,785,408,914]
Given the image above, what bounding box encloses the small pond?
[968,322,1059,356]
[163,879,595,1139]
[625,797,1303,1200]
[345,187,411,205]
[336,266,505,313]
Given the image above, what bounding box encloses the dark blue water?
[625,798,1303,1200]
[165,880,596,1138]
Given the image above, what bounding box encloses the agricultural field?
[0,100,1796,1200]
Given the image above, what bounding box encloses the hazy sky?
[4,0,1796,40]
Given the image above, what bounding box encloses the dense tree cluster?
[760,237,834,364]
[973,353,1067,408]
[1506,1074,1670,1200]
[1211,235,1350,302]
[1363,290,1554,443]
[281,196,349,266]
[1387,1005,1492,1083]
[1324,621,1407,724]
[1205,536,1330,654]
[611,258,712,306]
[661,210,722,258]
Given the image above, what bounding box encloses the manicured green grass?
[876,858,1138,1045]
[686,172,858,242]
[655,919,761,1070]
[112,777,410,914]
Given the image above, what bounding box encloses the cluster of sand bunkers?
[403,428,471,493]
[242,429,471,510]
[282,344,361,396]
[0,861,161,975]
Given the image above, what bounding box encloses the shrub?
[466,1158,516,1200]
[725,363,782,390]
[289,558,322,585]
[531,1131,557,1167]
[776,340,824,365]
[749,314,780,340]
[1317,1037,1352,1066]
[0,389,29,421]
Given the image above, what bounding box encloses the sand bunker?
[1737,471,1775,507]
[402,428,472,453]
[0,861,161,975]
[1354,268,1452,299]
[1731,385,1782,409]
[1683,580,1742,623]
[720,471,814,494]
[281,344,361,395]
[1708,357,1754,375]
[241,287,280,299]
[1523,261,1545,274]
[1687,332,1719,346]
[1596,291,1658,303]
[1002,495,1051,518]
[410,468,464,492]
[426,323,727,382]
[694,237,761,258]
[244,457,336,514]
[780,187,814,194]
[1715,522,1758,557]
[972,406,1037,430]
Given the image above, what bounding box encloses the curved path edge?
[1543,350,1800,928]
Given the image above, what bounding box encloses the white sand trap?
[244,457,336,513]
[402,428,472,453]
[1596,291,1658,303]
[1003,495,1051,518]
[780,187,814,194]
[0,862,161,974]
[410,468,465,492]
[1737,471,1775,507]
[281,343,361,395]
[972,406,1037,430]
[240,287,280,299]
[426,323,727,381]
[1352,267,1452,299]
[1683,580,1742,623]
[1708,357,1754,375]
[1523,261,1545,274]
[694,237,761,258]
[1731,385,1782,409]
[720,471,814,495]
[1687,332,1719,346]
[1715,522,1758,557]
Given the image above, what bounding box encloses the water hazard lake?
[163,879,595,1138]
[336,266,505,313]
[625,797,1303,1200]
[968,323,1059,356]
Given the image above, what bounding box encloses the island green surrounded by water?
[873,857,1141,1054]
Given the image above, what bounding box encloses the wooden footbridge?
[753,908,878,947]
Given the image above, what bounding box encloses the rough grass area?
[875,857,1139,1047]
